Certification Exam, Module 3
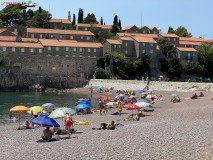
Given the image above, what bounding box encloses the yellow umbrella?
[10,106,30,130]
[27,106,43,114]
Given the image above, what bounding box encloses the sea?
[0,92,92,124]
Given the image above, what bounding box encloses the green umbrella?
[49,108,76,119]
[27,106,43,114]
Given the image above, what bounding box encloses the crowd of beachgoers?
[1,84,213,160]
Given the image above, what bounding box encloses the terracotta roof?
[0,36,16,42]
[0,29,7,33]
[179,41,201,46]
[207,40,213,44]
[77,23,112,29]
[176,47,196,52]
[119,37,134,41]
[105,39,122,45]
[117,33,159,38]
[160,34,179,38]
[149,27,156,30]
[49,19,71,24]
[122,25,137,31]
[27,28,94,36]
[132,37,157,43]
[101,25,112,29]
[22,38,38,42]
[0,42,43,48]
[179,37,206,42]
[58,40,78,43]
[39,39,102,48]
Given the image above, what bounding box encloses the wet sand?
[1,87,213,160]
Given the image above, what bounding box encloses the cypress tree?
[72,14,76,26]
[100,17,103,25]
[78,8,84,23]
[118,19,121,29]
[113,15,118,26]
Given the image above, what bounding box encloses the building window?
[31,34,34,38]
[154,31,156,34]
[30,48,34,52]
[66,47,69,51]
[2,47,6,51]
[56,47,59,51]
[168,38,170,40]
[12,48,15,52]
[48,47,51,51]
[79,48,82,52]
[73,48,76,52]
[39,49,42,53]
[114,45,116,48]
[70,36,73,40]
[21,48,25,52]
[174,38,176,41]
[94,48,96,52]
[142,50,145,53]
[125,50,128,54]
[150,43,153,46]
[125,43,128,47]
[81,36,83,39]
[136,30,138,33]
[14,29,17,32]
[118,45,121,48]
[51,35,53,38]
[88,48,90,52]
[143,30,145,33]
[40,34,43,38]
[85,27,88,31]
[143,43,146,46]
[60,35,62,38]
[150,50,153,54]
[87,36,90,40]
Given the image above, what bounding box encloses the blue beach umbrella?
[78,100,90,104]
[30,116,60,127]
[137,90,146,93]
[171,94,179,97]
[74,104,91,110]
[96,85,103,89]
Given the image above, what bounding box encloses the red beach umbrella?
[146,95,157,100]
[123,104,141,110]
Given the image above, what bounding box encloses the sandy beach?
[1,86,213,160]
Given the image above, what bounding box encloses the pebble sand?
[1,88,213,160]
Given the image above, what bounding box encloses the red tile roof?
[49,19,71,24]
[119,37,134,41]
[160,34,179,38]
[39,39,102,48]
[0,42,43,48]
[27,28,94,36]
[58,40,78,43]
[122,25,137,31]
[0,36,16,42]
[0,29,7,33]
[149,27,156,30]
[22,38,38,42]
[77,23,112,29]
[105,39,122,45]
[132,37,157,43]
[207,40,213,44]
[176,47,196,52]
[179,41,201,46]
[179,37,206,42]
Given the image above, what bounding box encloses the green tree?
[113,15,118,26]
[72,14,76,26]
[27,9,34,20]
[78,8,84,23]
[159,58,169,73]
[0,49,10,66]
[111,15,120,34]
[168,26,192,37]
[27,7,51,28]
[118,19,122,29]
[94,68,111,79]
[157,38,176,58]
[168,59,182,77]
[133,54,151,76]
[196,42,213,78]
[95,30,114,43]
[97,57,105,69]
[183,62,204,76]
[100,17,103,25]
[84,13,98,24]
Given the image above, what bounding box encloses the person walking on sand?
[117,99,123,116]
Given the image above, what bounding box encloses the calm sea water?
[0,92,91,124]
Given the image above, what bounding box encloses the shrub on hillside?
[94,68,111,79]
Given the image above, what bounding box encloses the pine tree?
[100,17,103,25]
[72,14,76,26]
[78,8,84,23]
[118,19,121,29]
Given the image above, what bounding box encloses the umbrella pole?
[18,113,20,130]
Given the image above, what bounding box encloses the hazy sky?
[1,0,212,39]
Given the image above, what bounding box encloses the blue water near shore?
[0,92,90,124]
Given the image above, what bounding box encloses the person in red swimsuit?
[65,117,73,137]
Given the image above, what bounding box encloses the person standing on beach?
[90,86,93,97]
[8,112,12,119]
[99,99,103,115]
[117,99,122,116]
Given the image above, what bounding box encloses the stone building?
[122,25,139,33]
[102,39,122,54]
[149,27,159,34]
[7,24,26,36]
[49,19,72,29]
[176,47,198,65]
[122,25,159,34]
[138,26,151,34]
[26,28,94,42]
[159,34,180,46]
[76,23,112,33]
[0,29,17,42]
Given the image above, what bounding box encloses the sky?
[0,0,213,39]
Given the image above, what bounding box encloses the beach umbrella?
[135,102,150,108]
[41,103,55,110]
[30,115,60,127]
[171,94,179,97]
[137,90,146,93]
[106,102,116,106]
[123,104,141,110]
[96,97,108,101]
[96,85,103,89]
[78,100,90,104]
[188,88,197,92]
[10,106,30,129]
[74,104,91,110]
[49,108,76,119]
[115,94,125,98]
[146,95,157,100]
[27,106,43,114]
[123,97,132,101]
[129,95,138,99]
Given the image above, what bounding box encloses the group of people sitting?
[191,92,204,99]
[171,96,181,103]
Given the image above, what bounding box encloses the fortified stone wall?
[89,79,213,92]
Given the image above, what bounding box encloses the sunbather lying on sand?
[53,127,71,135]
[92,121,115,130]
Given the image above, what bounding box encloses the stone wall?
[89,79,213,92]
